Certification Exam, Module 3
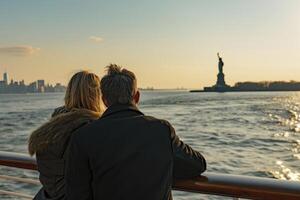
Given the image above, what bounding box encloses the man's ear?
[102,96,109,108]
[133,90,140,105]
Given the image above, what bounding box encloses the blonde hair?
[65,71,102,113]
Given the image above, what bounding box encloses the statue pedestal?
[213,72,231,92]
[216,72,226,86]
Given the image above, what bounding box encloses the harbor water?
[0,91,300,199]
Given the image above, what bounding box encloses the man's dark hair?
[100,64,137,106]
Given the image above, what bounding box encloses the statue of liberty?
[200,52,230,92]
[217,52,224,73]
[215,52,227,88]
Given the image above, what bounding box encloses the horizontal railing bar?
[0,174,40,185]
[0,151,36,170]
[1,151,300,200]
[0,189,33,199]
[173,173,300,200]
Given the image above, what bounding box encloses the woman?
[28,71,102,200]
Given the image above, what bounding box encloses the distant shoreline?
[195,81,300,93]
[190,89,300,93]
[0,92,65,95]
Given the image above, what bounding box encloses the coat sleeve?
[65,133,93,200]
[165,121,206,179]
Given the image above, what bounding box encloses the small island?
[191,54,300,92]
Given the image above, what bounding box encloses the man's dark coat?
[66,104,206,200]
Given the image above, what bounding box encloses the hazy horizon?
[0,0,299,89]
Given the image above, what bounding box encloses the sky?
[0,0,299,89]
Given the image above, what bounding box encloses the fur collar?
[28,108,100,156]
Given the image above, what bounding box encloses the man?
[66,64,206,200]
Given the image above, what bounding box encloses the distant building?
[233,81,300,91]
[20,80,25,86]
[37,80,45,93]
[3,72,8,85]
[27,82,38,93]
[0,80,6,93]
[54,83,66,92]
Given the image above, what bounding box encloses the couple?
[28,64,206,200]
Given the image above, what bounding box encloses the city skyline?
[0,71,65,86]
[0,71,66,94]
[0,0,299,89]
